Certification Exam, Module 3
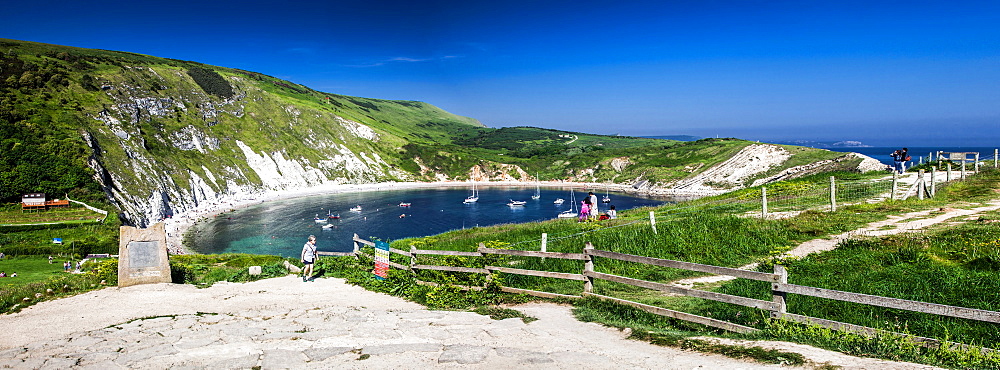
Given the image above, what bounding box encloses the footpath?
[0,276,939,369]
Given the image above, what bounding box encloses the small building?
[22,193,47,211]
[22,193,46,205]
[21,193,69,211]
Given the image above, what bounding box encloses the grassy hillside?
[0,38,854,226]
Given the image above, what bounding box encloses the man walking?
[301,235,317,282]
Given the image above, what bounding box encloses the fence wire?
[496,168,995,251]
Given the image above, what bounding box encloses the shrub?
[186,67,233,99]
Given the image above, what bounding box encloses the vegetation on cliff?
[0,38,860,226]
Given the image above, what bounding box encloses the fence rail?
[333,235,998,351]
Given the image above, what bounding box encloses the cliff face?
[80,65,468,226]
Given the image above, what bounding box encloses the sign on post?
[373,240,390,280]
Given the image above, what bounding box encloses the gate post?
[761,187,768,218]
[917,170,925,200]
[829,176,837,212]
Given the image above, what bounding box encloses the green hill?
[0,39,863,226]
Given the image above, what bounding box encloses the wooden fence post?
[962,159,967,179]
[761,187,768,218]
[917,170,925,200]
[409,246,417,271]
[353,233,360,254]
[975,153,980,173]
[931,167,937,198]
[540,233,547,253]
[995,149,998,169]
[480,242,493,287]
[829,176,836,212]
[891,172,898,201]
[771,264,788,318]
[649,211,657,234]
[583,242,595,294]
[947,162,952,182]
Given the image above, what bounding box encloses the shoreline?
[163,180,720,255]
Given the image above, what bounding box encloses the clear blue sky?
[4,0,999,146]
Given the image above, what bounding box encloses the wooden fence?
[328,234,997,350]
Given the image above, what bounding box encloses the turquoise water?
[188,186,673,256]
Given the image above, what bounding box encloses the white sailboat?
[508,199,526,206]
[557,190,577,218]
[532,176,541,200]
[602,185,611,203]
[463,182,479,204]
[553,198,564,204]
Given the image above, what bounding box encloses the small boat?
[398,202,411,207]
[508,199,526,206]
[532,180,541,200]
[463,182,479,203]
[553,198,564,204]
[556,190,577,218]
[602,186,611,203]
[313,214,327,223]
[322,224,335,229]
[328,214,340,220]
[350,206,363,212]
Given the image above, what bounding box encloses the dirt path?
[673,200,1000,289]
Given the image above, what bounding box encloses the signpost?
[374,240,390,280]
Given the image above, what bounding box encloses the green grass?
[0,256,70,288]
[0,203,104,225]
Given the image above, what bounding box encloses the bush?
[186,67,233,99]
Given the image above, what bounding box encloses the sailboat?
[508,199,526,206]
[463,182,479,204]
[313,214,327,223]
[602,185,611,203]
[557,190,577,218]
[532,175,541,200]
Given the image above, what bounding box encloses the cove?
[187,186,673,257]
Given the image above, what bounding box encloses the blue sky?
[3,0,999,146]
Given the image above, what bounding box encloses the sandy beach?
[162,180,717,255]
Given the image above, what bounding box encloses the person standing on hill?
[300,235,318,282]
[579,198,591,222]
[890,147,909,174]
[587,192,599,219]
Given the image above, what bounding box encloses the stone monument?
[118,223,171,287]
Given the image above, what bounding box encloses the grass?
[0,256,71,288]
[0,203,104,225]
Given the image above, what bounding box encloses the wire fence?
[494,164,997,252]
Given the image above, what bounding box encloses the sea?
[826,147,999,165]
[189,186,674,256]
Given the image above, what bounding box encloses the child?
[579,199,591,222]
[607,205,617,219]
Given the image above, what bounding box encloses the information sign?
[374,240,390,280]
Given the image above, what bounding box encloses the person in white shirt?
[300,235,318,282]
